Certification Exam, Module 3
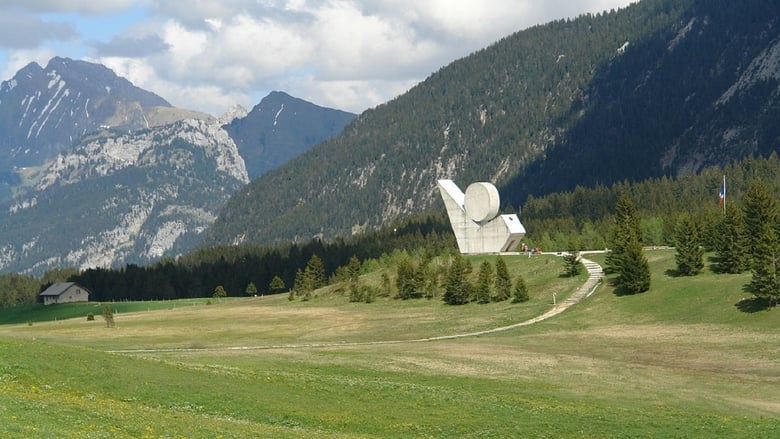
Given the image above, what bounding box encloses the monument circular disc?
[464,182,500,223]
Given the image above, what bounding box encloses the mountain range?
[205,0,780,247]
[226,91,356,179]
[0,59,354,274]
[3,0,780,276]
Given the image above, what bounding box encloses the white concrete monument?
[437,179,526,254]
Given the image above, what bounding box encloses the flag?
[718,176,726,209]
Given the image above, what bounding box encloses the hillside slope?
[507,0,780,199]
[207,0,780,247]
[0,119,248,274]
[204,0,696,245]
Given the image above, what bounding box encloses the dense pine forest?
[1,153,779,308]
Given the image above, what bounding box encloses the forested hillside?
[206,0,780,248]
[205,0,692,246]
[507,0,780,199]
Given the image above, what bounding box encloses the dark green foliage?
[380,272,392,298]
[715,205,748,274]
[443,253,471,305]
[0,273,40,308]
[608,194,651,294]
[743,181,780,306]
[395,254,417,299]
[562,252,581,277]
[520,154,780,252]
[245,282,258,296]
[86,312,95,321]
[617,244,651,294]
[512,275,530,303]
[68,212,455,302]
[674,214,704,276]
[347,256,363,303]
[475,261,494,304]
[292,268,307,296]
[494,257,512,302]
[268,275,286,293]
[305,255,326,291]
[606,193,643,274]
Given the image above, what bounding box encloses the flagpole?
[722,175,726,215]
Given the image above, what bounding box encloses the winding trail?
[110,256,604,354]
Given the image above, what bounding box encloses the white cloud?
[1,48,57,79]
[1,0,637,115]
[0,0,145,14]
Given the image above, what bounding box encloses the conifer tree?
[608,193,650,294]
[268,275,286,293]
[606,193,643,274]
[743,181,780,305]
[716,204,749,274]
[494,256,512,302]
[674,213,703,276]
[305,254,326,290]
[213,285,227,301]
[475,260,494,304]
[395,254,417,299]
[380,272,392,297]
[443,253,470,305]
[245,282,258,296]
[512,274,529,303]
[347,256,363,302]
[292,268,307,297]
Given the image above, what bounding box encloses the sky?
[0,0,635,116]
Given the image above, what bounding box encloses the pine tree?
[606,193,641,274]
[268,275,286,293]
[245,282,258,296]
[475,260,494,304]
[292,268,307,297]
[443,253,470,305]
[305,254,326,290]
[608,193,650,294]
[494,256,512,301]
[674,213,703,276]
[743,181,780,306]
[512,275,529,303]
[716,204,748,274]
[347,256,362,302]
[618,244,651,293]
[213,285,227,301]
[563,236,582,277]
[380,272,392,297]
[395,254,417,299]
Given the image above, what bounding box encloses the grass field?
[1,250,779,437]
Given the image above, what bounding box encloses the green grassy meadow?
[1,250,779,438]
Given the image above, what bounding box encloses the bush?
[86,312,95,321]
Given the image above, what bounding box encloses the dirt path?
[111,256,604,354]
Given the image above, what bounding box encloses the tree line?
[2,154,779,308]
